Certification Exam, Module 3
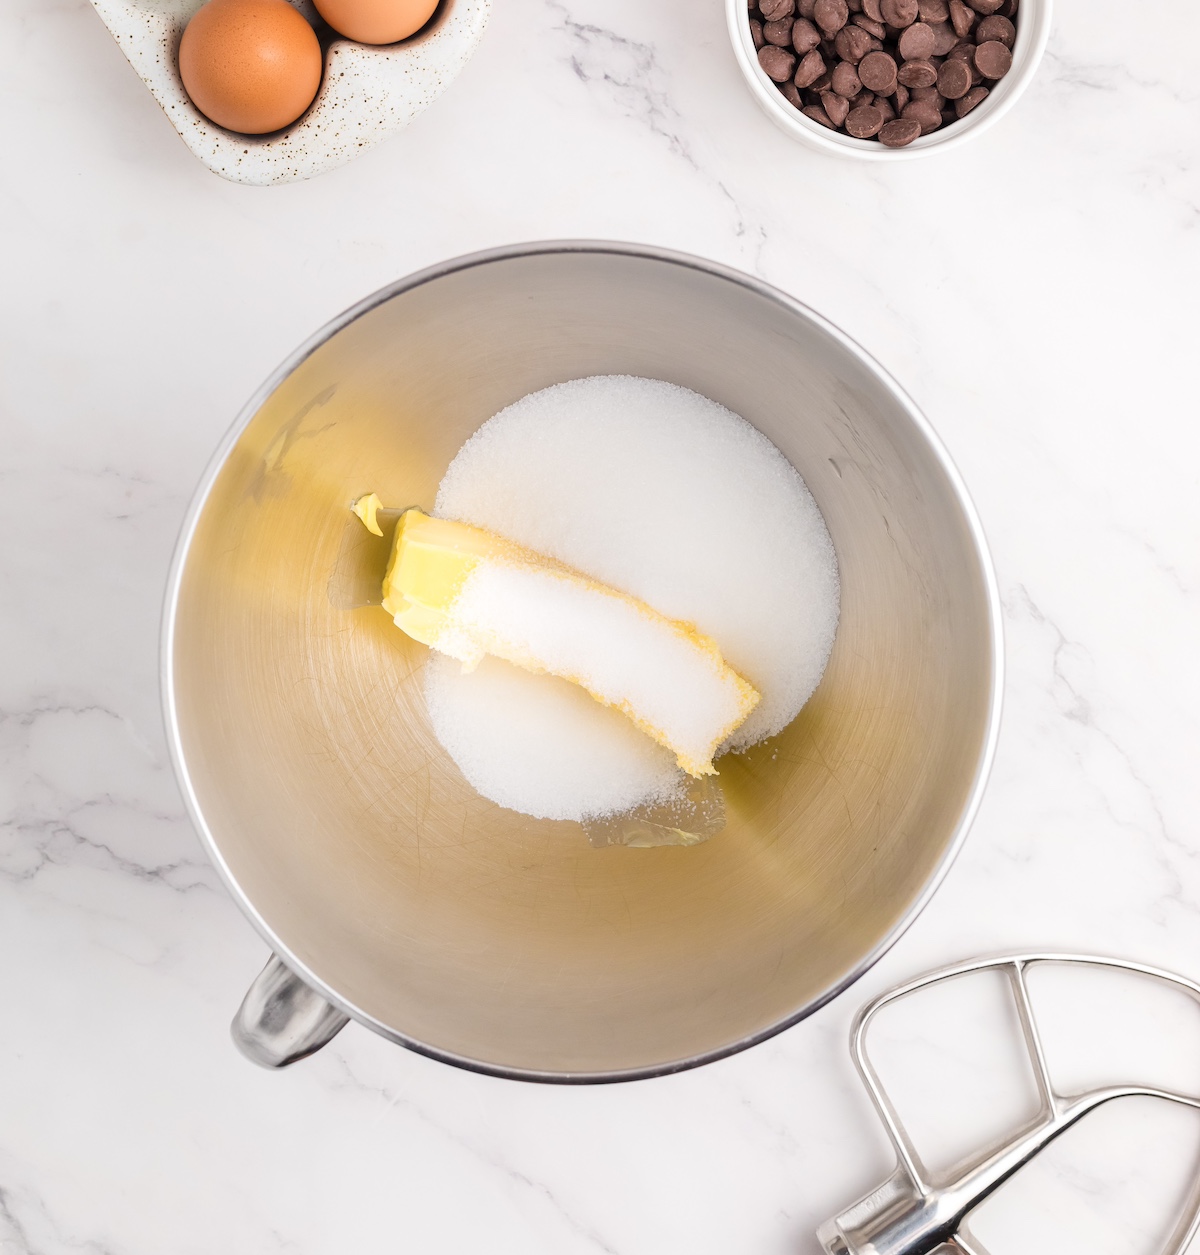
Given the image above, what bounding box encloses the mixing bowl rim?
[162,239,1004,1083]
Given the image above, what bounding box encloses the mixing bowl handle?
[231,953,350,1068]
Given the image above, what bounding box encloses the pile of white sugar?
[424,375,840,822]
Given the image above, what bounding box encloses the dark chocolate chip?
[902,98,943,131]
[821,90,851,124]
[897,21,935,58]
[880,0,918,26]
[974,39,1012,77]
[759,44,797,80]
[759,0,795,19]
[814,0,850,33]
[793,46,827,85]
[802,104,837,127]
[929,20,958,53]
[879,117,922,145]
[897,57,937,87]
[792,16,823,51]
[937,58,971,97]
[831,59,863,95]
[846,103,885,135]
[858,48,899,92]
[851,13,886,35]
[764,17,795,44]
[835,23,878,60]
[779,80,804,107]
[954,83,989,114]
[975,14,1015,45]
[948,0,975,36]
[752,0,1015,143]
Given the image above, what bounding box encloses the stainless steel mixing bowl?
[163,242,1002,1080]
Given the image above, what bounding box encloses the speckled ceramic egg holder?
[89,0,490,185]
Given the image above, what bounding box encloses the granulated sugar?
[427,375,840,821]
[425,654,682,821]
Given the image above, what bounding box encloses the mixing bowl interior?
[168,247,998,1078]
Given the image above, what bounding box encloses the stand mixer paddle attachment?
[818,954,1200,1255]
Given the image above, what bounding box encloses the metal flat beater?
[818,954,1200,1255]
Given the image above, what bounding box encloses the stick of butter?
[379,508,759,777]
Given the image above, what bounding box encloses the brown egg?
[179,0,323,135]
[314,0,440,45]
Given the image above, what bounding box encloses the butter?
[351,492,384,537]
[378,509,759,777]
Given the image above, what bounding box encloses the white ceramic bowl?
[89,0,490,185]
[727,0,1051,159]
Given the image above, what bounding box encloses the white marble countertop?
[4,0,1200,1251]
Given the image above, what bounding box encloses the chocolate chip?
[764,16,794,43]
[954,83,989,114]
[846,103,885,135]
[858,48,898,92]
[897,21,935,58]
[949,0,975,36]
[760,0,795,19]
[880,0,918,26]
[756,0,1014,143]
[821,90,851,124]
[831,59,863,95]
[937,58,971,97]
[851,12,887,35]
[793,46,827,85]
[897,57,937,87]
[793,17,823,51]
[835,23,878,60]
[814,0,850,33]
[974,39,1012,77]
[759,44,797,80]
[929,20,958,53]
[975,14,1015,46]
[879,117,921,145]
[901,98,943,131]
